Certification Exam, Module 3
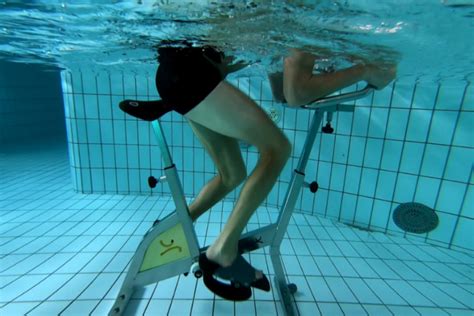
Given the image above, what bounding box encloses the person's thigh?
[187,119,246,182]
[184,81,288,152]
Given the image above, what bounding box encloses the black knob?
[148,176,158,188]
[322,123,334,134]
[194,270,203,278]
[309,181,319,193]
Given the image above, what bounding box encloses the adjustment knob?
[148,176,158,188]
[322,123,334,134]
[309,181,319,193]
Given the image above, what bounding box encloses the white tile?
[367,108,389,138]
[409,281,465,309]
[385,279,435,306]
[214,299,234,316]
[330,257,359,278]
[295,302,321,316]
[348,137,366,166]
[399,141,424,174]
[358,168,378,197]
[78,273,119,300]
[27,300,70,316]
[445,146,473,183]
[343,166,362,195]
[380,140,403,172]
[387,305,420,316]
[174,275,197,299]
[414,176,441,208]
[428,110,458,145]
[298,256,321,277]
[345,278,381,304]
[351,107,371,137]
[393,173,417,202]
[433,282,474,309]
[168,299,192,315]
[442,308,474,315]
[364,279,406,305]
[427,212,458,247]
[451,218,474,251]
[333,135,350,164]
[49,273,96,300]
[282,255,302,275]
[334,239,356,255]
[339,303,368,316]
[306,276,336,302]
[0,274,47,302]
[325,277,358,303]
[414,307,450,315]
[3,254,52,275]
[255,300,277,316]
[436,81,465,110]
[191,299,215,316]
[386,108,410,140]
[60,299,99,315]
[363,304,392,316]
[406,109,431,142]
[383,259,424,281]
[412,83,438,109]
[317,302,344,316]
[193,278,215,300]
[30,253,76,274]
[438,180,467,215]
[152,276,179,299]
[375,171,397,201]
[18,274,73,302]
[0,302,39,316]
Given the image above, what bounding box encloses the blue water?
[1,1,473,315]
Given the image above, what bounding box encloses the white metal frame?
[108,85,374,316]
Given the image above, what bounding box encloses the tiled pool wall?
[60,67,473,253]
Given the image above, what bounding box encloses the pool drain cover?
[393,202,439,234]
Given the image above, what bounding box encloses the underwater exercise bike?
[108,84,374,316]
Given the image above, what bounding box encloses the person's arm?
[203,54,249,78]
[283,49,396,107]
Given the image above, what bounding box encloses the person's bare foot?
[206,241,264,280]
[365,63,397,90]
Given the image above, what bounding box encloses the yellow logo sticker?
[140,224,190,272]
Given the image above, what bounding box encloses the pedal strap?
[202,273,252,301]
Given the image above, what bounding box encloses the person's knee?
[284,85,307,107]
[283,56,317,107]
[261,135,292,166]
[279,136,292,161]
[221,164,247,189]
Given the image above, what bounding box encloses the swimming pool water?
[1,1,473,315]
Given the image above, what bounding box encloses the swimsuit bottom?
[155,43,224,115]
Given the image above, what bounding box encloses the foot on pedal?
[198,253,251,301]
[238,237,262,254]
[199,253,270,301]
[213,255,270,292]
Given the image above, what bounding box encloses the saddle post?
[150,120,199,249]
[109,120,200,316]
[270,109,325,316]
[269,85,373,316]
